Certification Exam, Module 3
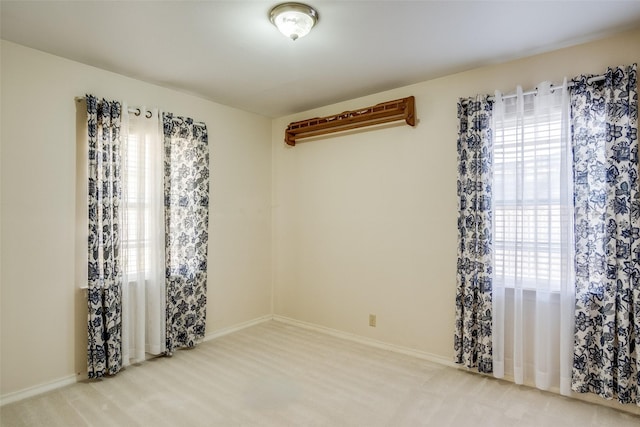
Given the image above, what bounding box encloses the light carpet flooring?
[2,320,640,426]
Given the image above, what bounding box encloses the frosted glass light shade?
[269,3,318,41]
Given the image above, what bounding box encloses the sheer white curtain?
[120,105,166,364]
[492,81,575,395]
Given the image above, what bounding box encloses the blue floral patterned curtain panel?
[571,64,639,405]
[86,95,124,378]
[162,114,210,355]
[454,96,494,373]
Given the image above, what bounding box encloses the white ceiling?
[2,1,640,117]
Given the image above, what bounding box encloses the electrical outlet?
[369,314,376,327]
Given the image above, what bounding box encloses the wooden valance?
[284,96,416,146]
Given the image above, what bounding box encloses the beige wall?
[272,28,640,359]
[0,40,272,396]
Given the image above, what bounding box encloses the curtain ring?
[135,108,141,116]
[146,111,152,119]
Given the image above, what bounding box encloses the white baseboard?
[0,314,274,407]
[203,314,273,342]
[272,314,459,369]
[0,374,78,407]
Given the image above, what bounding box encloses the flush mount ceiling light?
[269,2,319,41]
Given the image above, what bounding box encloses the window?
[492,87,570,291]
[120,111,164,283]
[122,131,149,276]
